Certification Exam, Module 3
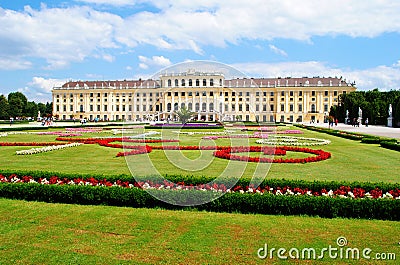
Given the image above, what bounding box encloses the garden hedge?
[380,141,400,152]
[0,171,399,220]
[0,182,399,220]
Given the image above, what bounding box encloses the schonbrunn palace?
[52,69,356,123]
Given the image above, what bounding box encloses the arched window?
[219,79,223,86]
[175,79,179,87]
[311,104,316,112]
[195,103,200,111]
[196,79,200,86]
[167,79,171,87]
[209,103,214,111]
[174,103,179,111]
[202,102,207,111]
[203,79,207,86]
[181,79,185,86]
[188,79,192,86]
[210,79,214,86]
[167,103,171,111]
[188,103,193,111]
[181,103,185,109]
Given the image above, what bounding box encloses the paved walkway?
[303,122,400,139]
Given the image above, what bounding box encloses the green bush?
[0,173,399,220]
[380,141,400,152]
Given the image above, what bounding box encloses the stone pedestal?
[387,117,393,127]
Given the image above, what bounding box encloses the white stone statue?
[389,104,392,117]
[358,107,362,118]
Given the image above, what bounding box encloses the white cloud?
[269,45,288,57]
[2,1,400,67]
[10,77,66,102]
[0,5,121,69]
[0,58,32,70]
[138,55,172,69]
[76,0,139,6]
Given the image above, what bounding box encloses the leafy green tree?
[45,102,53,116]
[174,106,194,124]
[7,92,27,118]
[0,95,9,119]
[25,101,39,118]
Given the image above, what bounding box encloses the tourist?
[365,118,369,127]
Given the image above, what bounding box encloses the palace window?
[210,79,214,86]
[181,79,185,86]
[175,79,179,87]
[203,79,207,86]
[189,79,193,86]
[168,79,172,87]
[196,79,200,86]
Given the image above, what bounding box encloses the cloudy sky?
[1,0,400,102]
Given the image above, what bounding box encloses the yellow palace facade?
[52,70,356,123]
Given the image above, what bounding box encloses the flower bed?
[1,174,399,200]
[65,127,103,133]
[15,143,83,155]
[213,146,331,163]
[256,136,331,146]
[1,172,399,220]
[146,123,223,129]
[0,142,66,146]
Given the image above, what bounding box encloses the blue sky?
[1,0,400,102]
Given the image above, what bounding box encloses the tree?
[0,95,9,120]
[25,101,39,118]
[174,106,194,124]
[8,92,27,118]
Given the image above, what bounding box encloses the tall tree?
[7,92,27,118]
[0,95,9,120]
[25,101,39,118]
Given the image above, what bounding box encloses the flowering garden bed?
[0,172,399,220]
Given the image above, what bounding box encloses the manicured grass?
[0,126,399,264]
[0,198,398,264]
[0,127,399,183]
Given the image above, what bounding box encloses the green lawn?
[0,127,399,183]
[0,199,399,265]
[0,126,399,264]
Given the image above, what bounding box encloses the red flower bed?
[54,137,331,163]
[1,174,399,200]
[213,146,331,163]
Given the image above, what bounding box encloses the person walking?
[365,118,369,127]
